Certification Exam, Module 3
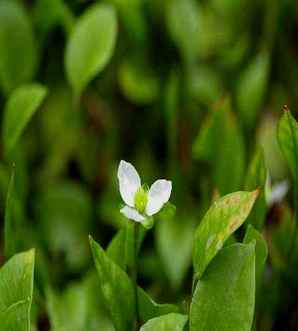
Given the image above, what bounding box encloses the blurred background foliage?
[0,0,297,329]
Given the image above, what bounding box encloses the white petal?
[268,180,289,206]
[118,160,141,207]
[120,206,146,223]
[146,180,172,216]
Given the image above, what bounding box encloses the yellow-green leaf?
[193,190,258,277]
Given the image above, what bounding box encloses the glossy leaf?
[190,244,255,331]
[2,84,47,155]
[0,250,35,331]
[0,1,36,93]
[65,3,117,95]
[140,313,188,331]
[193,190,258,277]
[89,236,135,331]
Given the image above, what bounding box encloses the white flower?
[117,160,172,226]
[266,177,289,206]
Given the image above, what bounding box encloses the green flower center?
[134,186,148,214]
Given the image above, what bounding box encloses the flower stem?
[125,221,140,329]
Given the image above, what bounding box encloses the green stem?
[125,221,140,329]
[133,223,140,330]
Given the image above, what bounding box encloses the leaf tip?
[252,188,260,200]
[283,104,290,113]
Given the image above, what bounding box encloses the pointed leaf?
[89,236,135,331]
[193,190,258,277]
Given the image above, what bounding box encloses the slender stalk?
[133,223,140,329]
[126,221,140,329]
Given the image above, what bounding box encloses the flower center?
[134,186,148,214]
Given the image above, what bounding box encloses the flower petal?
[120,206,146,223]
[146,180,172,216]
[268,180,289,206]
[118,160,141,207]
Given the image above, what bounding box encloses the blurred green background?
[0,0,298,329]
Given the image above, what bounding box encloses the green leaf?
[243,225,268,292]
[2,84,47,155]
[89,236,135,331]
[193,190,258,277]
[156,216,194,289]
[244,148,267,230]
[137,288,180,324]
[65,3,117,95]
[277,108,298,181]
[140,313,188,331]
[190,243,255,331]
[0,249,35,331]
[166,0,200,62]
[106,231,179,324]
[236,51,269,128]
[0,1,37,94]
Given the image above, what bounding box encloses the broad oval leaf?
[89,236,135,331]
[0,1,37,94]
[277,108,298,181]
[140,313,188,331]
[0,249,35,331]
[65,3,117,95]
[2,84,47,155]
[190,243,255,331]
[193,190,258,277]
